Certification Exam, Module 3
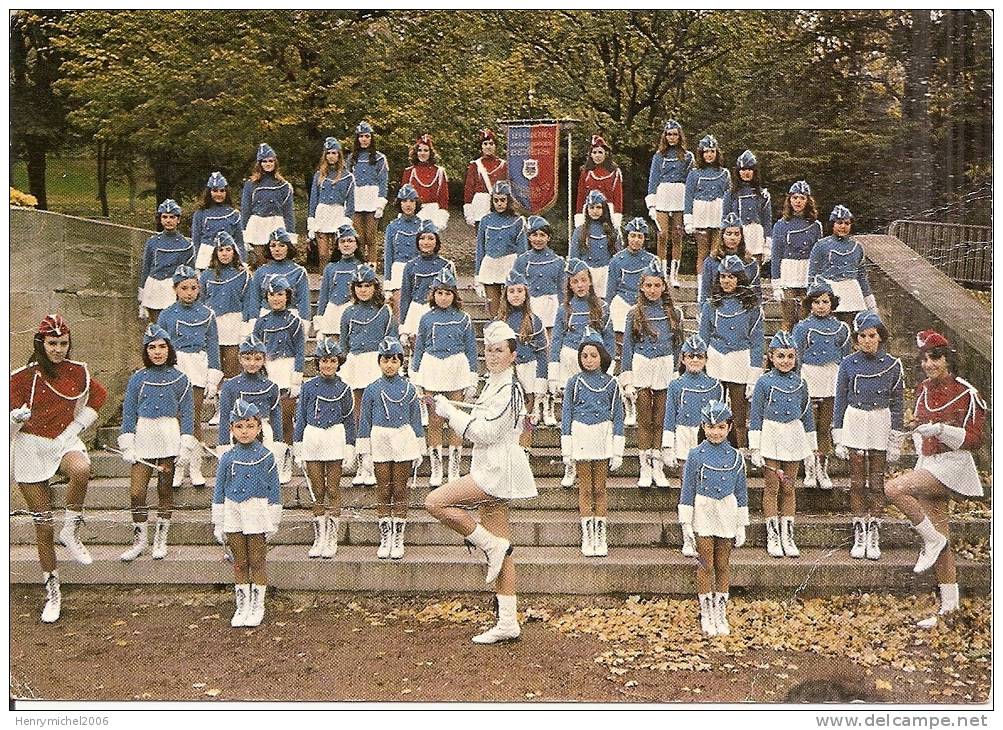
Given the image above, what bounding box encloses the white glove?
[10,406,31,425]
[137,287,144,304]
[55,421,85,451]
[139,305,150,320]
[463,385,478,402]
[834,443,849,460]
[916,423,966,450]
[204,370,222,401]
[684,223,695,235]
[662,447,677,469]
[307,217,316,240]
[886,429,906,464]
[180,434,198,462]
[432,394,454,419]
[474,282,486,299]
[750,449,765,468]
[215,443,231,460]
[681,522,695,548]
[610,453,623,472]
[214,524,225,545]
[914,422,943,438]
[763,238,773,264]
[772,285,784,302]
[464,214,476,227]
[374,206,385,220]
[117,433,138,464]
[683,214,694,235]
[412,455,423,471]
[399,334,412,350]
[745,381,756,400]
[292,442,304,467]
[342,445,356,468]
[648,208,658,223]
[288,383,301,399]
[864,294,878,313]
[622,384,636,401]
[734,524,746,548]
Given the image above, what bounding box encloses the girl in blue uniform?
[791,278,851,490]
[157,265,222,489]
[349,121,390,264]
[192,172,246,269]
[699,213,762,304]
[497,269,548,447]
[400,221,455,338]
[722,150,772,264]
[383,184,422,319]
[358,337,425,560]
[748,331,817,558]
[217,335,284,471]
[622,258,684,488]
[315,224,365,338]
[475,180,527,317]
[808,205,877,323]
[308,137,356,268]
[833,312,906,560]
[569,190,622,296]
[117,325,195,563]
[412,268,479,486]
[663,334,725,556]
[771,180,823,331]
[684,135,730,286]
[252,276,305,484]
[678,400,748,637]
[606,217,659,366]
[646,120,694,286]
[200,232,251,382]
[138,199,195,323]
[241,143,296,266]
[562,327,625,557]
[244,228,311,337]
[293,338,356,559]
[212,399,282,628]
[698,255,764,449]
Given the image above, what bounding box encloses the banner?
[506,123,560,214]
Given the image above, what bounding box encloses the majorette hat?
[916,330,951,352]
[701,399,732,424]
[206,171,228,189]
[256,143,277,161]
[38,314,69,337]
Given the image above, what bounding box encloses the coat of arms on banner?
[507,123,559,213]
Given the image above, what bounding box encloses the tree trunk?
[96,140,110,218]
[905,10,934,218]
[24,138,48,210]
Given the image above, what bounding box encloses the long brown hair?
[350,278,386,307]
[711,227,752,263]
[427,286,463,310]
[28,333,72,380]
[575,205,619,259]
[782,194,818,222]
[209,242,244,277]
[563,271,606,330]
[497,286,536,343]
[316,148,345,180]
[656,129,689,161]
[196,187,233,210]
[630,274,683,349]
[408,138,439,166]
[248,160,288,184]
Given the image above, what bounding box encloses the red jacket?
[10,360,108,439]
[401,164,449,209]
[575,165,624,214]
[463,156,507,204]
[914,376,985,456]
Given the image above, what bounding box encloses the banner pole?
[566,129,573,245]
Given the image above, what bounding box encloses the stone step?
[11,508,987,550]
[8,545,988,594]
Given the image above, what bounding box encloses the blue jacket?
[550,297,615,361]
[412,307,478,375]
[680,440,748,510]
[621,301,683,373]
[348,151,389,198]
[121,366,194,436]
[317,259,360,316]
[218,371,283,445]
[506,310,548,380]
[400,255,455,322]
[199,265,250,318]
[308,170,356,218]
[140,230,195,283]
[646,149,694,191]
[191,206,246,261]
[293,374,356,444]
[807,235,873,297]
[684,167,730,214]
[792,315,851,367]
[662,371,725,446]
[245,259,311,322]
[722,185,772,230]
[562,369,625,434]
[213,440,281,506]
[512,248,565,298]
[384,214,422,273]
[770,216,823,280]
[240,174,295,231]
[569,221,622,269]
[749,368,815,432]
[340,303,398,356]
[476,212,527,271]
[606,249,658,305]
[833,351,905,431]
[358,374,424,440]
[698,297,764,366]
[700,255,762,304]
[156,301,221,370]
[252,310,305,373]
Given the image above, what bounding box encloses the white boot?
[765,516,783,558]
[580,517,594,557]
[917,583,960,629]
[466,523,511,584]
[151,518,171,560]
[650,449,670,488]
[231,584,250,627]
[472,594,521,644]
[912,517,948,573]
[695,273,703,298]
[40,571,62,623]
[279,445,294,484]
[323,515,339,558]
[624,394,637,427]
[865,517,882,560]
[850,517,866,559]
[245,584,265,627]
[699,593,717,636]
[594,517,608,557]
[637,450,653,488]
[376,517,392,559]
[189,447,207,487]
[352,453,368,485]
[817,455,833,489]
[172,452,187,488]
[59,510,93,565]
[802,454,817,488]
[390,518,406,560]
[714,592,731,636]
[543,393,558,427]
[308,516,326,558]
[780,516,800,557]
[120,522,148,562]
[561,460,577,488]
[447,445,461,482]
[669,259,681,288]
[681,527,698,558]
[429,446,444,487]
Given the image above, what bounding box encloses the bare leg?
[927,497,957,585]
[884,468,955,527]
[353,390,364,428]
[280,395,295,447]
[593,459,609,518]
[668,212,683,263]
[306,462,327,517]
[814,397,834,455]
[425,475,495,536]
[636,388,653,450]
[694,230,711,278]
[445,390,464,448]
[651,389,667,447]
[60,451,91,513]
[519,394,534,449]
[779,459,797,516]
[18,482,56,572]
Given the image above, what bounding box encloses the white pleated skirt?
[414,352,477,391]
[316,301,350,336]
[134,416,181,459]
[570,421,614,460]
[692,199,723,229]
[839,406,890,450]
[760,418,813,461]
[11,432,88,483]
[801,362,839,398]
[630,353,674,390]
[610,295,632,333]
[301,423,348,461]
[515,361,545,396]
[386,262,406,291]
[315,203,350,233]
[370,425,423,463]
[655,182,685,212]
[588,267,609,298]
[743,223,765,256]
[354,185,380,212]
[341,351,381,390]
[916,450,982,497]
[267,357,296,391]
[707,346,752,384]
[530,294,559,328]
[216,311,244,346]
[673,425,700,460]
[401,302,431,335]
[141,276,176,310]
[223,497,279,535]
[244,215,287,247]
[693,493,740,538]
[828,278,867,313]
[779,258,810,288]
[477,253,517,285]
[176,350,209,389]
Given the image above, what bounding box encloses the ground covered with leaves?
[10,587,990,704]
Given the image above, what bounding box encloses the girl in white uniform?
[426,321,538,644]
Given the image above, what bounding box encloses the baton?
[102,445,165,472]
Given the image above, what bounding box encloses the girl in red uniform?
[10,315,108,623]
[463,128,507,229]
[574,134,624,229]
[884,330,987,627]
[401,133,450,231]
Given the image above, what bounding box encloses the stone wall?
[10,208,153,427]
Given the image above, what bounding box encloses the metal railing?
[888,220,992,288]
